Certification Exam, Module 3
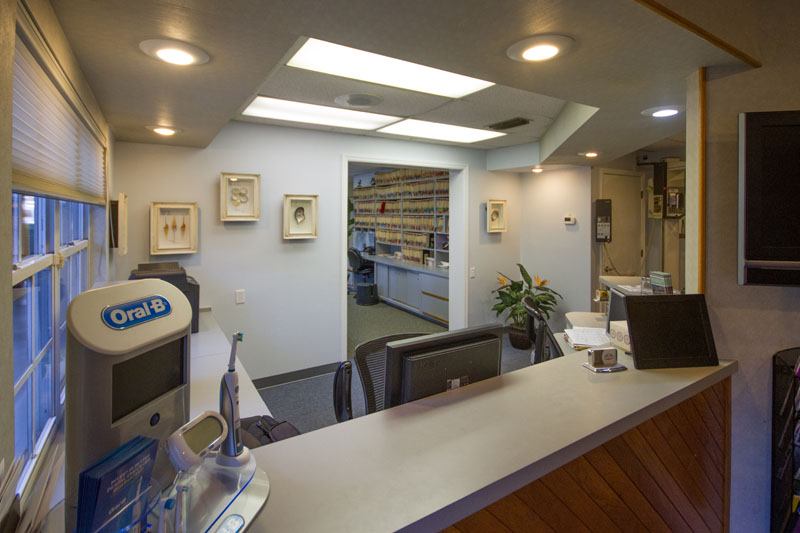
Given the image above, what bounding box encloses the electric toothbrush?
[217,332,250,466]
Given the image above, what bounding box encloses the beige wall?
[0,0,16,467]
[677,2,800,530]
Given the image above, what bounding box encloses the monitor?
[624,294,719,369]
[606,288,627,333]
[384,324,503,409]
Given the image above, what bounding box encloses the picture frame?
[220,172,260,221]
[487,199,507,233]
[283,194,318,239]
[150,202,198,255]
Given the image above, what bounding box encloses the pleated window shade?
[12,35,106,205]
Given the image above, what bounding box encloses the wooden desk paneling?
[451,377,731,533]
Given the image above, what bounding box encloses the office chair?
[333,332,427,422]
[348,247,373,287]
[522,296,564,364]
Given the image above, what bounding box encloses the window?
[11,194,90,485]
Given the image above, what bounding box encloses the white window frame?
[11,197,91,504]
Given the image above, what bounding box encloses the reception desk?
[250,349,736,532]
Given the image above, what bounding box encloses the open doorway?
[341,157,468,361]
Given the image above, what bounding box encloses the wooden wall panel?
[451,377,730,533]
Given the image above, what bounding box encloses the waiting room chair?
[333,332,427,422]
[522,296,564,364]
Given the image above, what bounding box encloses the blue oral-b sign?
[102,295,172,330]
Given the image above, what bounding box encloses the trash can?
[356,283,379,306]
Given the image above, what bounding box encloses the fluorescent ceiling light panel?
[287,38,494,98]
[242,96,400,130]
[378,119,505,143]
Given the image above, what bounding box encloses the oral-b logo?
[102,295,172,330]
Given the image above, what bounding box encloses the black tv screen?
[739,110,800,286]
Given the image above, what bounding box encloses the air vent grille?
[488,117,530,131]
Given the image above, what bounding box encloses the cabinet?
[352,168,450,267]
[374,261,448,325]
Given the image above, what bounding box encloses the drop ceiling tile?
[259,67,450,117]
[462,85,567,119]
[416,99,554,138]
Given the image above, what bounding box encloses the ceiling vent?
[334,93,383,109]
[487,117,530,131]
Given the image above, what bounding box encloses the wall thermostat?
[564,214,577,225]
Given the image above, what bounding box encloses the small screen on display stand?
[111,338,186,422]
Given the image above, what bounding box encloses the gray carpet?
[346,295,446,356]
[258,333,532,434]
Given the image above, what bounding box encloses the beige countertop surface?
[249,348,737,532]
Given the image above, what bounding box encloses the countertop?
[250,349,737,532]
[190,309,271,418]
[363,253,450,278]
[599,275,646,295]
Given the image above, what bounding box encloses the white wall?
[520,167,592,332]
[471,172,522,326]
[112,121,520,379]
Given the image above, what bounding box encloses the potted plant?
[492,264,563,349]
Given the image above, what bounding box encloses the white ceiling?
[49,0,748,166]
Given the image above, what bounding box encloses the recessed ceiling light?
[242,96,400,130]
[641,105,684,118]
[139,39,210,66]
[507,34,575,63]
[377,119,505,144]
[287,38,494,98]
[583,152,599,158]
[532,167,544,173]
[147,125,181,136]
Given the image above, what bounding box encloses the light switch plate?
[235,289,246,304]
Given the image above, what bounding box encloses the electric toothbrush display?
[218,332,250,467]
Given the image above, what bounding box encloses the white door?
[600,170,645,276]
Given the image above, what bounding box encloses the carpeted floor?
[345,295,446,356]
[258,319,532,434]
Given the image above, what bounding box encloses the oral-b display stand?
[65,279,192,531]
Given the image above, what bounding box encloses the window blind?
[12,34,106,205]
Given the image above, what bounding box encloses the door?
[600,170,645,276]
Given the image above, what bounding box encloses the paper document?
[564,327,610,347]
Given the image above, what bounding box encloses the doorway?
[598,168,646,277]
[340,156,468,362]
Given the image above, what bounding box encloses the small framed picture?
[283,194,318,239]
[487,199,507,233]
[150,202,198,255]
[220,172,260,221]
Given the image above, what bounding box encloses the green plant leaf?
[518,263,533,287]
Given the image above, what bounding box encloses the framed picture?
[220,172,260,221]
[283,194,318,239]
[150,202,198,255]
[487,200,507,233]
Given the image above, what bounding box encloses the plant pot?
[507,326,532,350]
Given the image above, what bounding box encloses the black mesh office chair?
[333,332,427,422]
[348,247,373,287]
[522,296,564,364]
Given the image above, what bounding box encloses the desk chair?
[333,332,427,422]
[522,296,564,364]
[348,247,374,287]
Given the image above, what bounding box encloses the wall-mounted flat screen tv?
[738,110,800,286]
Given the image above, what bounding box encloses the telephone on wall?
[594,199,612,243]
